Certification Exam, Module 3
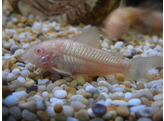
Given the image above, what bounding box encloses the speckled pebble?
[4,95,18,106]
[38,78,49,85]
[92,103,107,116]
[36,99,47,110]
[137,107,153,117]
[62,106,74,117]
[137,82,145,89]
[54,103,63,113]
[54,90,67,99]
[22,109,37,121]
[9,106,22,119]
[128,98,141,106]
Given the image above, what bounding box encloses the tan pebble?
[76,76,86,85]
[69,80,78,87]
[135,91,153,100]
[63,77,73,82]
[123,81,131,88]
[3,42,12,49]
[54,104,63,113]
[128,112,136,121]
[107,105,117,111]
[46,83,56,92]
[95,94,106,101]
[81,92,92,99]
[109,111,117,119]
[20,17,27,23]
[9,81,24,91]
[146,73,157,80]
[15,87,26,92]
[152,109,163,121]
[153,93,163,101]
[141,97,151,106]
[75,109,89,121]
[151,100,163,107]
[54,79,67,86]
[66,93,74,99]
[24,79,36,87]
[28,91,37,97]
[18,100,36,113]
[66,87,76,94]
[124,87,131,92]
[37,110,50,121]
[116,74,126,81]
[116,106,129,117]
[2,37,9,41]
[28,73,36,79]
[137,82,145,90]
[115,116,124,121]
[3,59,13,70]
[2,86,12,98]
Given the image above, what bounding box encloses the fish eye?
[35,47,44,55]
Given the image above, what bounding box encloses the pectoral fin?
[51,67,72,76]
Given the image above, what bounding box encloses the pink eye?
[35,47,44,54]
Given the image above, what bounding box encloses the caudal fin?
[126,56,163,82]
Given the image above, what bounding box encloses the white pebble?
[4,95,18,106]
[62,106,74,117]
[67,117,79,121]
[112,100,128,106]
[38,79,49,85]
[125,92,133,99]
[12,68,20,74]
[148,68,159,74]
[46,106,57,117]
[50,98,64,106]
[87,108,96,118]
[130,105,146,113]
[105,99,112,106]
[85,85,97,94]
[70,101,86,110]
[6,73,17,82]
[9,106,22,120]
[127,45,134,50]
[128,98,141,106]
[137,118,152,121]
[97,86,108,93]
[16,77,26,83]
[111,87,125,93]
[101,41,109,48]
[22,43,30,49]
[54,90,67,99]
[21,70,30,77]
[22,110,37,121]
[153,93,163,100]
[134,47,143,52]
[38,85,46,91]
[2,69,10,76]
[36,100,47,110]
[123,50,132,56]
[14,49,24,56]
[42,91,49,98]
[154,45,162,52]
[2,106,9,116]
[114,41,124,50]
[12,91,28,99]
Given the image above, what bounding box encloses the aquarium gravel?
[2,1,163,121]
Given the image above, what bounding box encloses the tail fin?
[126,56,163,82]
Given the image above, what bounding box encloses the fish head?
[23,41,54,69]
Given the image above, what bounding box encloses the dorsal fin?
[72,27,100,48]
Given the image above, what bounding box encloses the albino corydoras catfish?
[23,27,162,82]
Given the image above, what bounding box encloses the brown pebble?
[81,92,92,99]
[24,79,36,88]
[54,104,63,113]
[37,110,50,121]
[116,105,130,117]
[152,109,163,121]
[66,93,74,99]
[137,82,145,90]
[66,87,76,94]
[107,105,117,111]
[123,81,131,88]
[116,74,126,81]
[2,86,12,98]
[75,109,89,121]
[141,97,151,106]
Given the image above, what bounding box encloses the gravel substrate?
[2,1,163,121]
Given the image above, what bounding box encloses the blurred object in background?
[104,0,163,39]
[7,0,121,25]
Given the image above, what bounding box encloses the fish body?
[23,27,162,81]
